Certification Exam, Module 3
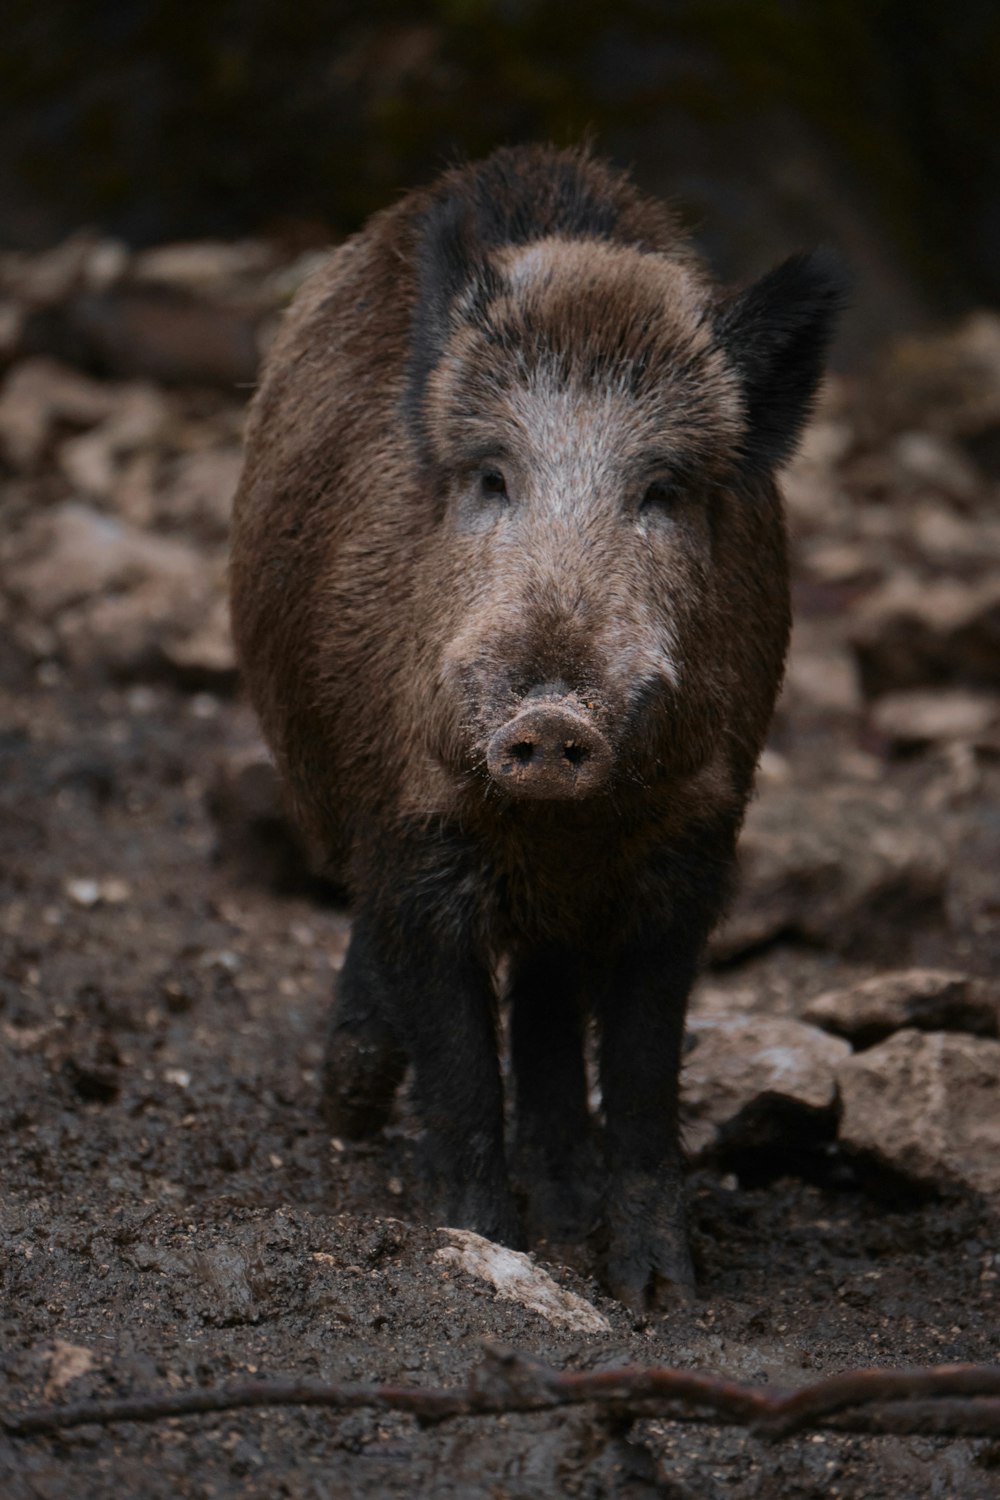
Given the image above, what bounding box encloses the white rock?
[837,1030,1000,1200]
[681,1014,851,1158]
[65,878,101,908]
[435,1229,610,1333]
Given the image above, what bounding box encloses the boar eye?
[479,468,508,499]
[641,480,678,512]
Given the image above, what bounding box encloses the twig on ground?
[4,1348,1000,1442]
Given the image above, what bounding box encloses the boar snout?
[486,698,612,800]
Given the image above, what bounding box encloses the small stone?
[435,1229,610,1332]
[837,1030,1000,1200]
[803,542,876,585]
[66,878,101,908]
[871,689,999,748]
[803,969,999,1045]
[0,358,120,470]
[159,596,237,687]
[782,644,863,717]
[189,693,221,719]
[100,878,131,905]
[43,1341,96,1399]
[892,431,980,500]
[681,1014,851,1158]
[58,385,169,498]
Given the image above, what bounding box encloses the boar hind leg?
[510,952,601,1245]
[598,939,701,1311]
[323,916,407,1139]
[334,904,518,1246]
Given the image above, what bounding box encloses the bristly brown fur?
[229,144,845,1307]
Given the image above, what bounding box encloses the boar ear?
[406,192,497,443]
[715,250,848,472]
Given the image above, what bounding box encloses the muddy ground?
[1,242,999,1497]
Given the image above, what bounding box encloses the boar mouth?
[485,698,613,801]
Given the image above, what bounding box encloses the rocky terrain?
[1,237,999,1498]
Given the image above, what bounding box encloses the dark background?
[2,0,999,356]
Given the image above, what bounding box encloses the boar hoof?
[604,1172,696,1311]
[322,1016,406,1139]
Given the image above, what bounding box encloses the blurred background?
[2,0,1000,356]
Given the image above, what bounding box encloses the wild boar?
[229,145,843,1308]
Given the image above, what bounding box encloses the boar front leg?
[598,936,701,1310]
[509,949,602,1245]
[327,905,518,1246]
[324,913,407,1138]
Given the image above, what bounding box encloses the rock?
[30,285,262,387]
[837,1030,1000,1200]
[803,969,999,1046]
[870,689,999,749]
[157,447,243,538]
[132,240,278,294]
[189,1240,270,1326]
[65,877,101,908]
[712,786,948,963]
[801,541,878,586]
[0,357,120,470]
[852,573,1000,696]
[159,595,237,688]
[891,431,981,501]
[0,233,128,308]
[779,415,853,531]
[681,1014,851,1159]
[58,385,170,499]
[12,501,228,682]
[781,622,864,718]
[64,877,133,910]
[434,1229,610,1332]
[910,502,1000,568]
[14,502,200,618]
[43,1341,96,1399]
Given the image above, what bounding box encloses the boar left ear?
[715,250,848,472]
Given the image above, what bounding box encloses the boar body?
[230,146,842,1307]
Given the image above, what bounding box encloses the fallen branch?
[4,1349,1000,1442]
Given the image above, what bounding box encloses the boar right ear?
[715,250,848,473]
[406,192,496,444]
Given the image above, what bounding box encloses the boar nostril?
[486,703,611,800]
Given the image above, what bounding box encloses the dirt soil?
[1,245,999,1498]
